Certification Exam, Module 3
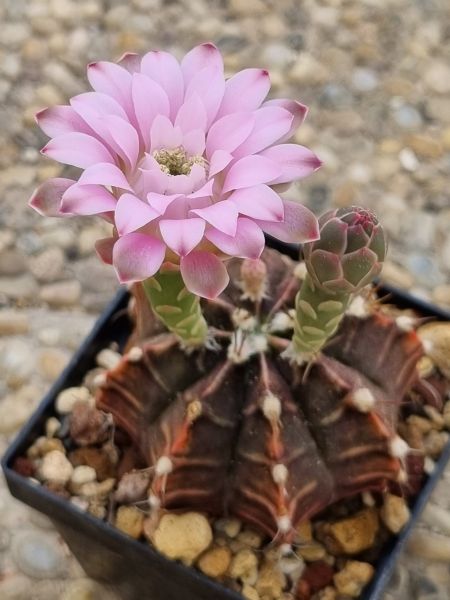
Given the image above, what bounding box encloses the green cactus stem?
[142,267,208,348]
[291,206,387,361]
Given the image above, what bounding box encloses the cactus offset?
[291,206,387,361]
[97,241,436,543]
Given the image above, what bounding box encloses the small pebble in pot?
[197,545,232,578]
[96,348,122,370]
[38,450,73,486]
[151,512,213,566]
[115,506,145,539]
[69,403,112,446]
[380,493,410,534]
[333,560,374,597]
[55,386,92,415]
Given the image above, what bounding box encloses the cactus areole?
[25,42,447,589]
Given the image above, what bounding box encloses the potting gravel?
[0,0,449,598]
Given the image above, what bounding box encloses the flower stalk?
[142,267,208,348]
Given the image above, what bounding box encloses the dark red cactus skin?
[96,248,436,542]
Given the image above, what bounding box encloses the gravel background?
[0,0,449,598]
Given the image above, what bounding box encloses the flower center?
[153,146,205,176]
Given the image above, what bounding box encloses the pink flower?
[30,43,321,298]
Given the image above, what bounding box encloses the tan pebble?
[255,560,286,599]
[39,450,73,485]
[400,422,424,451]
[237,528,264,549]
[229,548,259,582]
[242,584,260,600]
[333,560,374,597]
[27,436,65,458]
[45,417,61,438]
[424,430,449,458]
[197,545,231,578]
[417,356,435,378]
[96,348,122,370]
[296,520,313,543]
[406,414,433,434]
[56,386,92,414]
[79,478,116,499]
[423,405,445,430]
[380,494,410,534]
[70,465,97,493]
[214,517,242,538]
[326,508,379,555]
[88,500,106,520]
[315,586,337,600]
[152,513,212,566]
[115,506,144,539]
[418,323,450,378]
[297,542,327,562]
[444,401,450,430]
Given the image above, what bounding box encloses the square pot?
[3,242,450,600]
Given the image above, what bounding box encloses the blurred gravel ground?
[0,0,449,598]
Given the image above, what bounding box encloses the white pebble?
[55,386,92,414]
[96,349,122,370]
[39,450,73,486]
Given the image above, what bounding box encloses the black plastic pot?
[3,242,450,600]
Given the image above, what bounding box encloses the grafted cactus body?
[96,248,434,543]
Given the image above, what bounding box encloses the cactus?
[96,238,435,543]
[291,206,387,360]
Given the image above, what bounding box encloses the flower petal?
[60,184,117,215]
[147,192,182,214]
[185,66,225,127]
[180,251,229,298]
[113,233,166,283]
[256,200,319,244]
[263,99,308,142]
[95,236,116,265]
[208,150,233,177]
[132,73,170,148]
[117,52,141,73]
[101,115,140,168]
[217,68,271,117]
[41,132,115,168]
[175,93,207,134]
[36,106,91,137]
[205,217,265,259]
[28,178,75,216]
[159,217,205,256]
[115,193,160,235]
[182,129,205,156]
[140,51,184,119]
[150,115,183,151]
[259,143,322,184]
[222,155,282,193]
[77,162,132,190]
[71,91,128,123]
[181,43,223,86]
[227,184,284,221]
[187,179,214,199]
[206,112,255,158]
[164,163,207,195]
[190,200,238,236]
[233,107,293,157]
[87,61,133,116]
